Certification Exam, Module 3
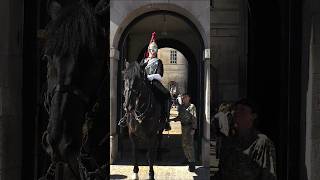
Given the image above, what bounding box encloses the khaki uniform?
[177,103,197,162]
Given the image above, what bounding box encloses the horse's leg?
[156,130,163,161]
[147,136,157,180]
[130,135,139,180]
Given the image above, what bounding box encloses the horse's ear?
[47,0,62,20]
[95,0,109,15]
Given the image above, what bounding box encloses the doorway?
[115,11,205,164]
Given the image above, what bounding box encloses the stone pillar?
[306,14,320,180]
[0,0,23,179]
[110,47,119,164]
[202,49,210,167]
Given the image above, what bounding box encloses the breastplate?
[145,59,159,75]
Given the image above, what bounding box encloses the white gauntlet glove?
[147,75,154,81]
[147,74,162,81]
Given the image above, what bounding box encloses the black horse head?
[41,0,108,179]
[122,61,147,112]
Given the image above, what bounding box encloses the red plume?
[145,32,157,59]
[149,32,157,44]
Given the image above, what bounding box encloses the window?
[170,50,177,64]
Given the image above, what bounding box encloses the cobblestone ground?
[110,107,210,180]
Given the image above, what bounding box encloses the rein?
[135,85,152,120]
[43,74,108,180]
[124,79,152,124]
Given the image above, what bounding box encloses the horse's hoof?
[131,173,139,180]
[149,173,155,180]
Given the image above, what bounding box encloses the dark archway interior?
[116,11,205,162]
[137,38,198,108]
[247,0,303,179]
[117,38,203,162]
[247,0,281,148]
[247,0,283,178]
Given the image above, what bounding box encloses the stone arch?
[111,3,208,50]
[110,2,210,166]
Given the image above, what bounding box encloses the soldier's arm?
[260,140,277,180]
[171,105,182,122]
[191,105,197,129]
[157,59,164,77]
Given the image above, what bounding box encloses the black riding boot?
[163,100,171,131]
[152,80,172,131]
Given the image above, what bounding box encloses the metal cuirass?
[145,59,159,75]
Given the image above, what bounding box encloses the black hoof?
[188,162,195,172]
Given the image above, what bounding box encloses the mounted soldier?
[118,32,171,131]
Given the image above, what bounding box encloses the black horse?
[122,61,166,180]
[40,0,108,180]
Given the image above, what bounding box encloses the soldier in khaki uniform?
[172,93,197,172]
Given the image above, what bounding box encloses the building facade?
[158,48,188,94]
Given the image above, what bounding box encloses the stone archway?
[110,2,210,166]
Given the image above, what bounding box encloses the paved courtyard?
[110,165,209,180]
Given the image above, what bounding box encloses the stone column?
[110,47,119,164]
[202,49,211,167]
[306,14,320,180]
[0,0,23,179]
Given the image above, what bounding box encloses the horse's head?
[42,0,108,173]
[122,61,146,113]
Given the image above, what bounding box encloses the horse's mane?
[45,1,97,57]
[123,61,141,80]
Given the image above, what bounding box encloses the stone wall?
[303,0,320,179]
[210,0,247,103]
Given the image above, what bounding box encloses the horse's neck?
[137,80,152,109]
